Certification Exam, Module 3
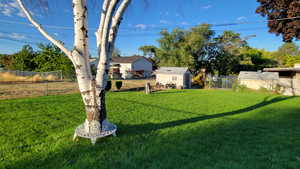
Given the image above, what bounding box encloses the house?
[155,67,191,89]
[238,63,300,96]
[111,56,153,79]
[90,56,153,79]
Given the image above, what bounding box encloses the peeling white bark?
[96,0,131,90]
[96,0,119,89]
[108,0,131,58]
[95,0,110,48]
[72,0,98,124]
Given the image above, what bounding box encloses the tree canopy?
[139,26,278,75]
[256,0,300,42]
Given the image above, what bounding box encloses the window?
[172,76,177,81]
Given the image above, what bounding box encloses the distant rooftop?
[238,71,279,80]
[155,67,190,75]
[111,56,144,63]
[263,67,300,73]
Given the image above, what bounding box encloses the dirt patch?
[0,79,155,100]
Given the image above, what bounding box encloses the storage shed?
[155,67,191,89]
[238,63,300,96]
[238,71,279,90]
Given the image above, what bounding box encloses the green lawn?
[0,90,300,169]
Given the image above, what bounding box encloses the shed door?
[183,73,190,89]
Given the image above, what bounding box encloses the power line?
[0,37,100,54]
[0,37,38,45]
[0,16,299,31]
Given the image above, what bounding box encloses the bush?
[115,81,123,90]
[105,80,112,91]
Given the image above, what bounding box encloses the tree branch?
[73,0,92,79]
[95,0,119,87]
[108,0,131,55]
[95,0,110,48]
[17,0,73,61]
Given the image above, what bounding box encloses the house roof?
[111,56,145,63]
[155,67,190,75]
[238,71,279,80]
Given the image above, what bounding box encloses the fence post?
[145,82,151,94]
[60,70,63,81]
[45,80,48,96]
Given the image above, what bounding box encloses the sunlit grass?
[0,90,299,169]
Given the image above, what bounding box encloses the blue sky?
[0,0,298,57]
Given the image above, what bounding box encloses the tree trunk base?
[73,119,117,145]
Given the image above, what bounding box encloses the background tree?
[272,42,300,66]
[12,45,37,71]
[256,0,300,42]
[34,43,75,78]
[112,48,121,58]
[142,24,214,73]
[0,54,15,70]
[140,27,279,75]
[139,45,158,58]
[239,47,277,71]
[157,28,186,68]
[210,31,246,75]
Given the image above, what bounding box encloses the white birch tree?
[16,0,131,144]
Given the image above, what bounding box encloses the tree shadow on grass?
[4,95,298,169]
[116,96,295,136]
[150,90,188,95]
[8,106,300,169]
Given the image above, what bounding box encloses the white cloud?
[135,24,147,30]
[0,32,26,40]
[0,1,32,18]
[202,5,212,9]
[160,20,170,24]
[2,8,14,16]
[8,1,19,8]
[237,16,247,21]
[181,22,189,26]
[9,33,26,40]
[54,33,59,36]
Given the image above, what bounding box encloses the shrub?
[115,81,123,90]
[105,80,112,91]
[232,80,239,91]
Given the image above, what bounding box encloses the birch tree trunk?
[17,0,131,144]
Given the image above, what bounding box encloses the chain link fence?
[206,75,238,89]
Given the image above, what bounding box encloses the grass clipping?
[0,72,59,82]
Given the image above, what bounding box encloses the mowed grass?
[0,90,300,169]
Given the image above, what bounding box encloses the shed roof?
[155,67,190,75]
[238,71,279,80]
[263,67,300,73]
